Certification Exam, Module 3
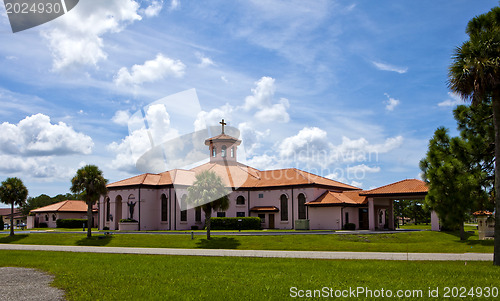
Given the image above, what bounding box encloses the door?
[269,214,275,229]
[358,208,369,230]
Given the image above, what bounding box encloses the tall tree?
[70,165,108,238]
[186,170,230,240]
[448,6,500,263]
[0,177,28,236]
[420,128,487,240]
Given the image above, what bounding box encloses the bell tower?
[204,119,241,163]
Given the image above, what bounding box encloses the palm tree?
[186,170,230,240]
[70,165,108,238]
[0,177,28,236]
[448,6,500,265]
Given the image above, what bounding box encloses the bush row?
[56,219,87,228]
[210,217,261,230]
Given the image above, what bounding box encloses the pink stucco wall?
[99,186,345,231]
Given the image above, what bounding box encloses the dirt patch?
[0,267,65,301]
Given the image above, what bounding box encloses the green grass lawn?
[0,230,494,253]
[0,250,499,300]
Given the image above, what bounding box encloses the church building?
[99,120,428,231]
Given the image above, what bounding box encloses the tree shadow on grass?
[76,234,114,246]
[0,234,28,244]
[195,237,241,249]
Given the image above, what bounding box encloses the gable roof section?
[306,190,366,207]
[30,200,93,213]
[107,164,359,191]
[360,179,428,197]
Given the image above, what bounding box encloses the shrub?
[191,225,199,230]
[38,222,48,228]
[119,218,138,223]
[103,226,110,230]
[56,219,87,228]
[343,223,356,230]
[210,217,261,230]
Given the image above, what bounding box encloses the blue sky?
[0,0,497,206]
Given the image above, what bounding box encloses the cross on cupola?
[219,119,227,134]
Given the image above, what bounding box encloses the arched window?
[106,197,110,222]
[236,195,245,205]
[52,214,56,221]
[280,194,288,221]
[231,147,234,158]
[212,146,216,157]
[180,195,187,222]
[298,193,306,219]
[221,145,227,157]
[161,194,168,221]
[45,214,48,222]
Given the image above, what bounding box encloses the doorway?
[268,214,275,229]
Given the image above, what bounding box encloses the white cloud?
[243,76,290,123]
[141,0,164,17]
[196,52,215,68]
[114,53,186,86]
[107,104,179,172]
[112,110,131,126]
[238,122,270,156]
[170,0,180,10]
[279,127,329,159]
[372,61,408,74]
[332,136,403,163]
[221,76,229,83]
[346,164,381,174]
[0,114,93,156]
[438,92,467,107]
[42,0,143,70]
[193,104,234,132]
[254,98,290,123]
[244,77,275,110]
[384,93,400,111]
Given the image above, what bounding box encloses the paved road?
[0,244,492,261]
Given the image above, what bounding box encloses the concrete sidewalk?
[0,244,493,261]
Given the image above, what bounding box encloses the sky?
[0,0,498,206]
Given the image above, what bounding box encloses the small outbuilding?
[28,200,97,228]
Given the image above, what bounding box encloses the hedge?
[210,217,261,230]
[343,222,356,230]
[56,219,87,228]
[119,218,138,223]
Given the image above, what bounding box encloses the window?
[45,214,48,222]
[52,214,56,221]
[161,194,168,221]
[180,195,187,222]
[345,212,349,224]
[231,147,234,158]
[280,194,288,221]
[212,147,216,157]
[221,145,227,157]
[237,212,245,217]
[298,193,306,219]
[258,214,265,223]
[217,212,226,217]
[195,207,202,222]
[258,193,264,198]
[106,197,110,222]
[236,195,245,205]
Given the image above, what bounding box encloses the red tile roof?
[473,210,493,216]
[249,206,279,212]
[204,134,241,145]
[30,200,95,213]
[360,179,428,196]
[306,190,366,207]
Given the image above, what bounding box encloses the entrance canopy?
[360,179,428,199]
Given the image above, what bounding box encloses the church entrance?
[358,208,368,230]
